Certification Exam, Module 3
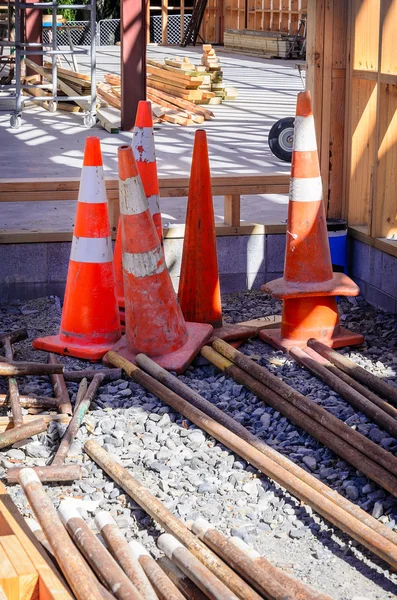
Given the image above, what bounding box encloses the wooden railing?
[0,174,290,243]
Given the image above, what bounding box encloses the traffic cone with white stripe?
[107,145,213,374]
[33,137,121,360]
[114,100,163,324]
[260,92,363,351]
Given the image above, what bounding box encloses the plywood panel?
[348,78,377,226]
[381,0,397,75]
[352,0,380,71]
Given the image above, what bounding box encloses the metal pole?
[18,469,103,600]
[121,0,146,130]
[63,368,122,382]
[0,395,59,409]
[211,339,397,483]
[51,0,57,111]
[58,503,144,600]
[158,557,208,600]
[129,541,186,600]
[0,360,64,376]
[135,353,397,548]
[48,353,72,415]
[157,534,241,600]
[95,512,158,600]
[90,0,96,120]
[86,438,263,600]
[307,338,397,407]
[99,352,397,570]
[192,519,330,600]
[0,418,48,449]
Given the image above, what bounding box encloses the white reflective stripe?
[289,177,323,202]
[123,246,165,278]
[147,193,160,217]
[293,115,318,152]
[119,175,148,216]
[70,236,113,263]
[78,166,107,204]
[133,127,156,163]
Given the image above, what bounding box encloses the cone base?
[262,272,359,300]
[105,322,213,374]
[209,324,259,344]
[237,315,282,331]
[259,326,364,352]
[33,334,120,361]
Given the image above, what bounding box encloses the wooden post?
[121,0,146,131]
[162,0,168,45]
[180,0,185,43]
[224,195,241,227]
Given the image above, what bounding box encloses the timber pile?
[200,44,238,102]
[224,29,302,59]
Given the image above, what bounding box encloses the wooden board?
[0,534,39,600]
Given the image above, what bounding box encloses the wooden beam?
[162,0,168,44]
[224,194,241,227]
[180,0,185,43]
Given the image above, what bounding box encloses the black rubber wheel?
[268,117,295,163]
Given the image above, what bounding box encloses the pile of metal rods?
[103,350,397,572]
[18,466,332,600]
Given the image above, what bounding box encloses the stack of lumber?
[200,44,238,102]
[147,58,207,103]
[224,29,301,59]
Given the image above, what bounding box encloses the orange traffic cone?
[33,138,121,360]
[107,145,213,374]
[260,92,364,351]
[114,101,163,318]
[178,130,258,343]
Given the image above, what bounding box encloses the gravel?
[1,292,397,599]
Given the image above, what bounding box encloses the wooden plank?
[224,194,241,227]
[306,0,325,150]
[43,62,90,82]
[352,0,380,72]
[349,225,397,258]
[0,483,73,600]
[0,545,18,600]
[0,535,39,600]
[146,79,202,100]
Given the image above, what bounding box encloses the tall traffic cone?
[114,100,163,316]
[260,92,364,351]
[33,138,121,360]
[107,145,213,374]
[177,130,258,343]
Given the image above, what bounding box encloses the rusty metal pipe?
[291,345,397,439]
[0,418,48,449]
[18,469,103,600]
[129,541,186,600]
[3,337,23,427]
[101,352,397,570]
[86,436,263,600]
[192,519,330,600]
[211,339,397,486]
[0,394,59,409]
[158,557,208,600]
[135,353,397,548]
[48,353,72,415]
[59,503,144,600]
[0,359,64,376]
[63,368,123,382]
[307,338,397,407]
[158,534,241,600]
[95,512,158,600]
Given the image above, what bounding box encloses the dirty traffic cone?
[260,92,363,351]
[178,130,258,343]
[33,138,121,360]
[107,145,213,374]
[114,101,163,319]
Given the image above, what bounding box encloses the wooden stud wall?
[247,1,308,35]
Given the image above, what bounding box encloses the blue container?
[327,219,347,274]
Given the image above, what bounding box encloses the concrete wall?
[0,234,285,303]
[1,235,395,314]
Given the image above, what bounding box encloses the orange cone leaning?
[107,145,213,374]
[114,100,163,317]
[260,91,364,351]
[178,130,258,343]
[33,137,121,360]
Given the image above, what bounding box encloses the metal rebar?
[211,339,397,485]
[307,338,397,407]
[18,469,103,600]
[63,368,123,382]
[0,360,64,376]
[59,504,144,600]
[129,541,185,600]
[0,418,48,449]
[95,512,158,600]
[86,436,263,600]
[158,557,208,600]
[290,345,397,438]
[192,519,330,600]
[98,353,397,571]
[0,394,59,409]
[135,353,397,548]
[158,534,241,600]
[48,353,72,415]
